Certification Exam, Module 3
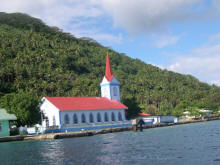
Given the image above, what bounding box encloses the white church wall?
[101,84,111,99]
[100,76,121,101]
[59,109,126,127]
[40,98,60,127]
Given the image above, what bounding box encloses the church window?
[81,113,86,123]
[113,87,118,96]
[104,112,109,122]
[64,114,70,124]
[111,112,115,121]
[45,117,49,127]
[97,113,102,122]
[52,116,56,126]
[118,112,122,121]
[73,114,78,124]
[89,113,94,123]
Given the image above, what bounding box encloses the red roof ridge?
[105,48,114,81]
[44,96,127,111]
[138,112,151,116]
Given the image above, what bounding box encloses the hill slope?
[0,12,220,125]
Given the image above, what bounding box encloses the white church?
[40,49,127,130]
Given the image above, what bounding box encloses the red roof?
[45,97,127,111]
[138,112,151,116]
[105,48,114,81]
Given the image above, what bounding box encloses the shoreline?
[1,116,220,143]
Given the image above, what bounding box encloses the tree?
[122,97,141,119]
[0,90,41,126]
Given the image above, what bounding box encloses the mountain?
[0,12,220,125]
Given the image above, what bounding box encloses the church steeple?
[100,49,121,101]
[105,48,114,82]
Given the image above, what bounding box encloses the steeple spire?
[100,48,120,101]
[105,48,114,81]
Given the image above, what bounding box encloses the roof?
[45,97,128,111]
[199,110,212,113]
[138,112,151,116]
[0,109,17,120]
[105,48,114,82]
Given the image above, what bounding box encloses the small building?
[183,111,191,118]
[159,115,173,123]
[199,110,212,117]
[137,113,153,125]
[40,49,128,132]
[0,109,17,137]
[159,115,177,123]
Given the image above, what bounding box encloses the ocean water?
[1,120,220,165]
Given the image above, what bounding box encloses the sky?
[1,0,220,86]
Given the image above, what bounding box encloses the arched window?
[97,113,102,122]
[118,112,122,121]
[111,112,115,121]
[89,113,94,123]
[104,112,109,122]
[45,117,49,127]
[73,114,78,124]
[81,113,86,123]
[52,116,56,126]
[113,87,118,96]
[64,114,70,124]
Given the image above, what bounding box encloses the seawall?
[1,116,220,143]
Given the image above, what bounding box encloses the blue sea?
[1,120,220,165]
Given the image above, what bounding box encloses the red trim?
[138,112,151,116]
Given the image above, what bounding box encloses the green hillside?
[0,12,220,125]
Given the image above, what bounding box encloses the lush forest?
[0,12,220,126]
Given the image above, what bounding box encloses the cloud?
[0,0,122,44]
[209,80,220,86]
[166,36,220,86]
[101,0,204,35]
[0,0,102,25]
[153,34,181,48]
[1,0,220,43]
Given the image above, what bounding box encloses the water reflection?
[39,140,66,165]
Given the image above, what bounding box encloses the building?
[199,109,213,117]
[159,115,177,123]
[40,49,128,131]
[0,109,17,137]
[137,113,154,125]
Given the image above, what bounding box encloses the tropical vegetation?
[0,12,220,125]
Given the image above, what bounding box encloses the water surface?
[1,120,220,165]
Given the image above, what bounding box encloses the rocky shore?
[1,116,220,143]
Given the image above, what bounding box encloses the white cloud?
[166,38,220,86]
[209,80,220,86]
[100,0,206,35]
[0,0,122,44]
[1,0,220,43]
